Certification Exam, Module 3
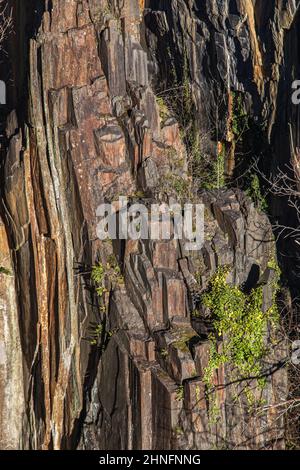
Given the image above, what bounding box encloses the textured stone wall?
[0,0,296,450]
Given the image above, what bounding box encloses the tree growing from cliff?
[0,0,12,49]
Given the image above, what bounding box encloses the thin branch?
[0,1,13,49]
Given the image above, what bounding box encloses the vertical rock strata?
[0,0,297,449]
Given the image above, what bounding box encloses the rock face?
[0,0,296,450]
[78,188,286,450]
[145,0,300,288]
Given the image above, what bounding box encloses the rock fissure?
[0,0,298,450]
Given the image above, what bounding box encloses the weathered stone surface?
[0,0,292,451]
[0,218,25,449]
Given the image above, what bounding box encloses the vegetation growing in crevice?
[181,68,226,191]
[202,265,280,399]
[156,95,170,123]
[160,172,192,202]
[229,92,271,212]
[231,91,249,141]
[245,173,268,212]
[85,319,117,350]
[211,142,226,190]
[156,48,228,192]
[173,425,184,437]
[175,384,184,402]
[159,348,168,358]
[0,266,11,275]
[156,43,273,203]
[86,322,103,346]
[91,254,124,298]
[85,254,124,350]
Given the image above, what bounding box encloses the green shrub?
[91,263,107,297]
[202,265,280,390]
[232,92,249,139]
[246,173,268,212]
[202,143,225,190]
[91,255,124,298]
[156,96,170,122]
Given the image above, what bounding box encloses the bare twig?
[253,160,300,242]
[0,0,13,49]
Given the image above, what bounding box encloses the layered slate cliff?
[0,0,298,450]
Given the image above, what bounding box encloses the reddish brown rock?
[0,0,289,451]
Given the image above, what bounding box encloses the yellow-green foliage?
[90,323,103,346]
[206,143,225,190]
[190,140,226,191]
[0,266,11,275]
[232,92,249,138]
[156,96,170,122]
[91,255,124,298]
[173,426,184,436]
[160,348,168,358]
[202,266,280,389]
[246,173,268,212]
[160,172,192,202]
[91,263,107,297]
[215,143,225,189]
[176,385,184,402]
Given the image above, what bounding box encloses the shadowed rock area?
[0,0,298,450]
